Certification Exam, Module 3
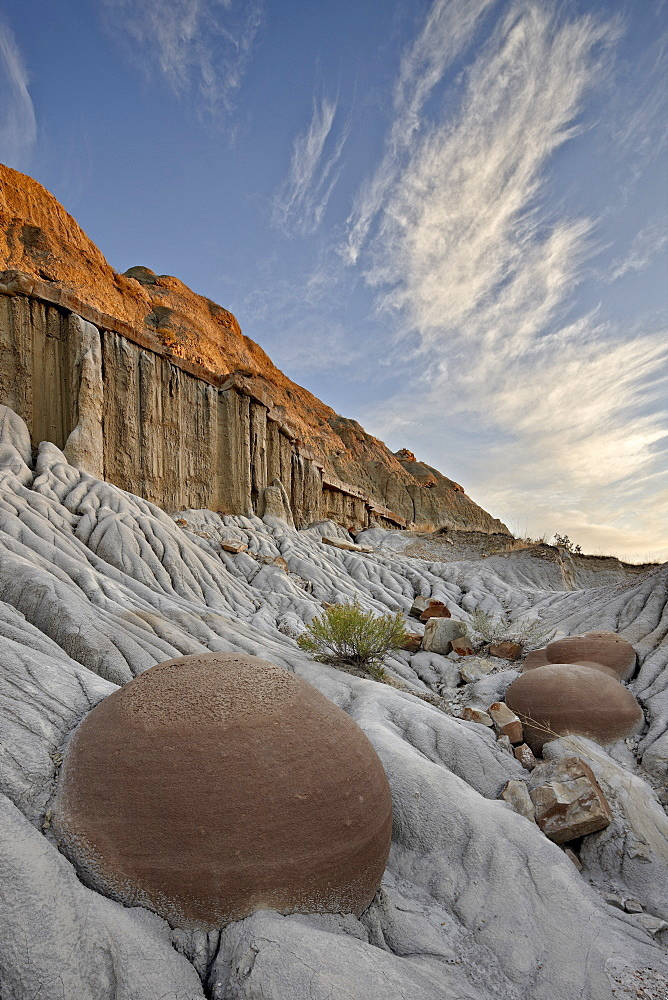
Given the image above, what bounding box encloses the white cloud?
[102,0,263,117]
[607,221,668,282]
[273,95,349,235]
[346,1,667,560]
[365,4,617,341]
[342,0,496,264]
[0,19,36,167]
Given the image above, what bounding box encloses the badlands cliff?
[0,164,507,535]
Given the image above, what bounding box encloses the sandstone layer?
[53,652,392,929]
[0,164,507,534]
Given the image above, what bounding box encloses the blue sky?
[1,0,666,560]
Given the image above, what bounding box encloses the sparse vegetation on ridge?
[469,598,554,651]
[552,533,582,553]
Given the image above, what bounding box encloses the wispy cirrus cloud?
[342,0,496,265]
[273,95,349,235]
[102,0,263,118]
[0,18,36,168]
[345,1,667,558]
[364,3,618,344]
[606,221,668,282]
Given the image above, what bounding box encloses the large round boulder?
[545,634,636,680]
[52,652,392,929]
[505,663,644,753]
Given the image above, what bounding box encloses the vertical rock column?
[291,453,305,527]
[63,314,104,478]
[183,379,218,510]
[136,350,165,504]
[215,387,252,516]
[266,417,281,484]
[102,331,141,493]
[302,457,323,525]
[0,293,34,437]
[249,401,268,513]
[0,294,77,451]
[279,431,293,498]
[31,302,72,450]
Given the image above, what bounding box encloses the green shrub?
[297,601,408,677]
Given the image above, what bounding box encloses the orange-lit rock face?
[53,652,392,930]
[546,635,636,681]
[505,664,644,753]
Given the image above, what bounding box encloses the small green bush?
[297,601,408,677]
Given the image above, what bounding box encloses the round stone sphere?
[522,648,549,671]
[505,663,644,753]
[523,647,618,680]
[546,634,636,680]
[53,652,393,929]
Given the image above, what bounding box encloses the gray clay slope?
[0,405,665,1000]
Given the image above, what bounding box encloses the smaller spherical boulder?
[523,647,618,679]
[522,648,549,671]
[505,663,644,753]
[546,634,636,681]
[52,652,393,929]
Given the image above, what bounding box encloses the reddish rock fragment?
[500,779,536,821]
[460,707,493,727]
[451,636,474,655]
[409,596,432,619]
[489,641,522,660]
[419,602,452,622]
[528,756,612,844]
[514,743,537,770]
[488,702,523,744]
[221,540,247,553]
[422,619,468,655]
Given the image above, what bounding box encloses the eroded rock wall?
[0,289,335,525]
[0,293,74,450]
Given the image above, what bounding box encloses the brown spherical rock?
[524,648,619,680]
[505,663,644,753]
[522,648,549,671]
[53,652,392,929]
[546,635,636,680]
